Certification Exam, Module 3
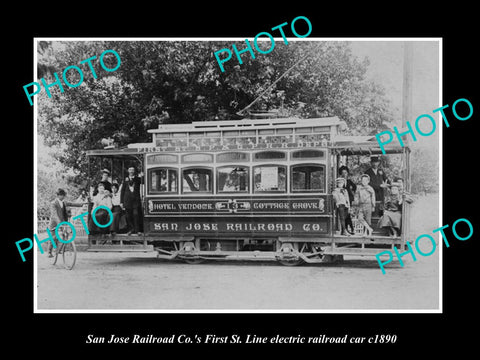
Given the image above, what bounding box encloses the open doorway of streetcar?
[330,141,412,241]
[85,151,146,241]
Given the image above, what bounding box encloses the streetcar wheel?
[277,242,304,266]
[62,242,77,270]
[183,258,205,265]
[277,259,304,266]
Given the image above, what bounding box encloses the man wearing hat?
[365,156,388,213]
[332,177,350,236]
[120,166,144,235]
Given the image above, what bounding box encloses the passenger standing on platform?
[378,183,403,237]
[394,177,414,206]
[91,169,112,197]
[364,156,388,214]
[338,165,356,235]
[91,183,113,235]
[353,174,376,236]
[120,166,143,236]
[332,177,350,236]
[109,183,122,235]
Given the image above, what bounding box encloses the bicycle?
[50,223,77,270]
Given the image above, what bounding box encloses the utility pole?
[402,41,413,130]
[402,41,413,236]
[402,41,413,197]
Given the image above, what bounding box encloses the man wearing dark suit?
[120,166,144,235]
[48,188,79,257]
[365,156,388,215]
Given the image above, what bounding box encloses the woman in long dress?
[378,183,403,237]
[90,183,113,234]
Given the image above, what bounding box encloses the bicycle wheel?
[51,227,67,266]
[51,245,59,265]
[62,241,77,270]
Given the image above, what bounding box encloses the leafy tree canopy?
[38,40,394,175]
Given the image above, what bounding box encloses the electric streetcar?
[85,116,411,265]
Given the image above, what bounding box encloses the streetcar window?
[206,131,221,137]
[182,168,213,193]
[217,152,249,162]
[189,132,204,137]
[291,165,325,192]
[276,128,293,134]
[253,165,286,192]
[147,154,178,165]
[217,166,249,193]
[295,127,312,134]
[149,168,178,194]
[181,153,214,163]
[172,132,187,138]
[254,151,286,160]
[155,133,171,138]
[240,130,256,136]
[259,129,275,135]
[313,126,330,132]
[291,150,325,159]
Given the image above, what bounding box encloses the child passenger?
[109,183,123,235]
[353,174,376,236]
[332,177,350,236]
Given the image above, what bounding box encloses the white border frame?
[33,37,442,314]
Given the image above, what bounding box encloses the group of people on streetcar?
[69,166,144,237]
[332,156,413,238]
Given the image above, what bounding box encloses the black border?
[7,5,479,355]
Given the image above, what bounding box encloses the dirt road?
[36,194,440,311]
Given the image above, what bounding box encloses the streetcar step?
[278,236,403,245]
[87,245,154,252]
[322,248,394,256]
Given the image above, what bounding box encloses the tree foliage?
[37,143,83,218]
[411,147,439,194]
[38,40,394,176]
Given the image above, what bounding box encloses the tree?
[411,147,439,195]
[38,40,394,177]
[37,140,82,219]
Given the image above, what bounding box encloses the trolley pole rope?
[236,53,310,117]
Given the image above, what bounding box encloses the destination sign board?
[146,197,328,215]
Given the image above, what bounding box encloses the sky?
[349,40,440,150]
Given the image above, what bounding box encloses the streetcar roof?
[86,116,409,156]
[85,148,142,157]
[85,139,408,156]
[147,116,344,133]
[330,141,409,154]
